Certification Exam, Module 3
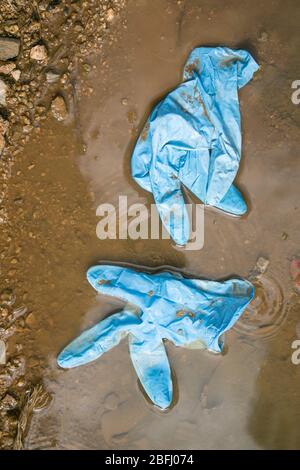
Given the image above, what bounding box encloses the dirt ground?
[0,0,300,450]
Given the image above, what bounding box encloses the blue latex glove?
[131,47,259,245]
[57,265,254,409]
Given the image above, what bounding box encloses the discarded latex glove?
[57,265,254,410]
[131,47,259,245]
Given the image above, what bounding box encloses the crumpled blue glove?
[57,265,254,409]
[131,47,259,245]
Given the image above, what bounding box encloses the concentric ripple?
[234,275,286,339]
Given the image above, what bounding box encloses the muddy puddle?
[2,0,300,449]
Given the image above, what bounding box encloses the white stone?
[30,45,48,62]
[0,79,7,105]
[11,69,21,81]
[255,256,270,274]
[46,71,60,83]
[0,340,6,365]
[106,8,115,22]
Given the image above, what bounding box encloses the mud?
[0,0,300,450]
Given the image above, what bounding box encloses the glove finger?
[129,333,173,410]
[150,162,190,246]
[57,310,141,369]
[206,142,239,205]
[213,183,247,216]
[179,148,210,202]
[87,265,147,307]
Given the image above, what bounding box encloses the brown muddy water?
[4,0,300,449]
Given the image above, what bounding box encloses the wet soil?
[1,0,300,450]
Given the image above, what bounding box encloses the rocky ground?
[0,0,126,450]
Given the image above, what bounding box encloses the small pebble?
[0,117,8,155]
[12,69,21,81]
[46,71,60,84]
[0,394,18,410]
[255,256,270,274]
[258,31,269,42]
[0,340,5,364]
[4,24,19,35]
[106,8,115,22]
[30,45,48,63]
[25,312,36,327]
[0,63,16,75]
[51,95,68,121]
[0,79,8,106]
[0,37,20,61]
[82,63,91,73]
[0,288,16,306]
